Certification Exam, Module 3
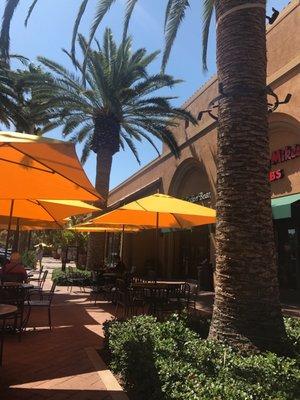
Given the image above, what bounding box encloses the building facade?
[108,1,300,292]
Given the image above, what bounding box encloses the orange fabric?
[0,131,101,200]
[0,217,63,230]
[0,200,99,228]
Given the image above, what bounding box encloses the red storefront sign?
[269,169,284,182]
[269,144,299,183]
[270,144,300,165]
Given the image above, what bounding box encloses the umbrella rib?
[135,200,149,211]
[8,144,102,201]
[0,157,55,173]
[35,200,63,227]
[172,213,183,228]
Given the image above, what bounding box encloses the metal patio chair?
[25,282,56,330]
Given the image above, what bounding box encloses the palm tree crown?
[32,29,196,163]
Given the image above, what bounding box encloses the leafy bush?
[22,250,36,269]
[285,317,300,354]
[51,268,91,285]
[105,315,300,400]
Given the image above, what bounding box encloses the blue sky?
[2,0,291,189]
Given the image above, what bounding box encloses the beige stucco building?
[107,1,300,292]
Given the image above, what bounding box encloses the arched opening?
[164,158,215,287]
[169,158,215,206]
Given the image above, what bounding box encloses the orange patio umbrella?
[0,218,64,231]
[87,193,216,228]
[0,131,100,201]
[0,199,99,224]
[0,131,102,255]
[84,193,216,267]
[0,200,99,253]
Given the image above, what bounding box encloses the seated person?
[0,252,28,283]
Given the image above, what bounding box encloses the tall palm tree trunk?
[86,147,114,269]
[209,0,288,353]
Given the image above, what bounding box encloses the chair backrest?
[0,285,26,308]
[40,270,48,289]
[1,273,25,283]
[186,280,198,295]
[48,282,56,304]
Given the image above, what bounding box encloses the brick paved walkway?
[0,260,125,400]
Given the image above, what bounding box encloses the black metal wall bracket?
[266,86,292,113]
[197,83,292,122]
[266,8,279,25]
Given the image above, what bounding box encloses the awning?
[271,193,300,219]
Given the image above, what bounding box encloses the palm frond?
[89,0,116,47]
[121,131,141,164]
[69,123,93,143]
[123,123,160,156]
[25,0,39,27]
[162,0,190,71]
[71,0,89,62]
[0,0,20,60]
[164,0,173,32]
[81,134,93,164]
[202,0,215,71]
[123,0,138,41]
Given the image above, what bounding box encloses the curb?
[85,347,129,400]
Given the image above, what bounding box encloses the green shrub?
[22,250,36,269]
[105,314,300,400]
[285,317,300,354]
[51,268,91,285]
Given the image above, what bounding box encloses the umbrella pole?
[120,225,125,262]
[156,212,159,273]
[5,200,14,258]
[27,230,32,250]
[103,231,107,266]
[12,218,20,252]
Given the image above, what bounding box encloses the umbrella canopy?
[0,199,99,225]
[88,193,216,228]
[0,131,101,201]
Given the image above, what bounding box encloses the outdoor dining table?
[0,303,18,365]
[131,281,185,290]
[131,281,187,315]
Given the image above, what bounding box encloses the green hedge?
[51,268,91,285]
[104,315,300,400]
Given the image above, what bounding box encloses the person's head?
[39,244,43,250]
[10,252,21,263]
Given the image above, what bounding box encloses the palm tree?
[31,29,196,269]
[82,1,288,353]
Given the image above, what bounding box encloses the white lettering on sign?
[185,192,211,203]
